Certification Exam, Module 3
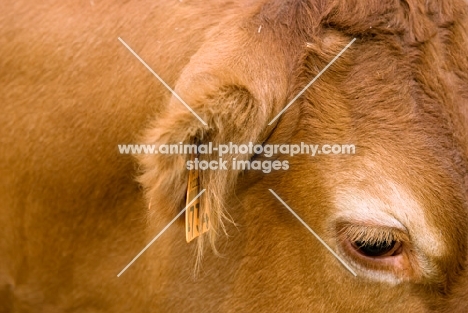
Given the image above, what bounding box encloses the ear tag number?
[185,151,209,242]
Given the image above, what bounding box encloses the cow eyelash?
[337,224,408,247]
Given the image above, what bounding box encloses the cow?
[1,0,468,312]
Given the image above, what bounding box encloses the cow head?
[137,0,468,311]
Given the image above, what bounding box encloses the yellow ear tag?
[185,152,209,243]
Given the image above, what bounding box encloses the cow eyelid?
[337,224,409,247]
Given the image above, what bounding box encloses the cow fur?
[1,0,468,312]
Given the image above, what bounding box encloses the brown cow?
[1,0,468,312]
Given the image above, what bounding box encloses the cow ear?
[137,24,290,254]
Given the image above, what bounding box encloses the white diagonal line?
[268,38,356,125]
[117,189,206,277]
[268,189,357,276]
[118,37,207,126]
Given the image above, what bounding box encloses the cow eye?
[337,224,421,281]
[352,239,402,257]
[337,224,407,261]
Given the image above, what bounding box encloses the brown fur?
[1,0,468,312]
